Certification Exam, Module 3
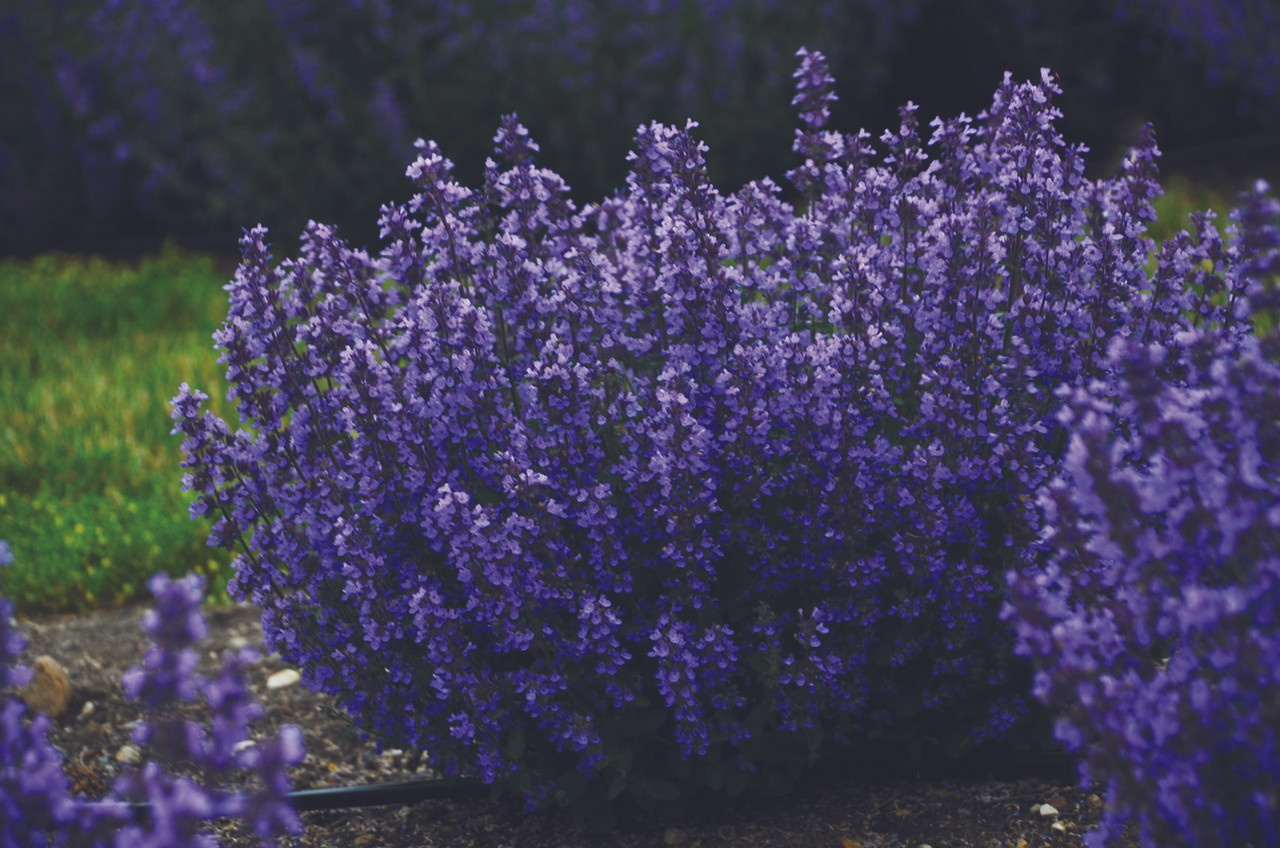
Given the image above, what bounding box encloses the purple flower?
[0,552,304,845]
[1004,180,1280,847]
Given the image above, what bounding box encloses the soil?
[9,601,1137,848]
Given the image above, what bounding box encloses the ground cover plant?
[170,47,1274,826]
[0,248,236,612]
[1005,181,1280,846]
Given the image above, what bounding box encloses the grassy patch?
[0,246,237,612]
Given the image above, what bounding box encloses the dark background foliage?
[2,0,1278,258]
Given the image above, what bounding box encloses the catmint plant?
[0,539,107,847]
[1003,181,1280,848]
[112,573,305,847]
[2,0,927,252]
[173,48,1262,812]
[1114,0,1280,106]
[0,551,304,847]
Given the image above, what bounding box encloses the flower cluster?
[0,554,304,847]
[112,573,305,847]
[1004,181,1280,848]
[174,49,1260,810]
[0,538,86,846]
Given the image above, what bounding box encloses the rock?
[1048,795,1067,809]
[266,668,301,690]
[1037,803,1059,817]
[21,655,71,719]
[1086,793,1103,808]
[79,701,94,719]
[115,744,142,765]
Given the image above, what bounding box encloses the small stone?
[1086,793,1103,808]
[1038,803,1059,817]
[79,701,95,719]
[21,655,72,719]
[115,744,142,765]
[1051,821,1067,833]
[229,635,249,650]
[266,668,301,690]
[1048,795,1067,809]
[233,739,257,754]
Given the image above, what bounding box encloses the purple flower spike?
[1005,180,1280,847]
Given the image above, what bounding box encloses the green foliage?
[0,246,235,612]
[1149,175,1232,246]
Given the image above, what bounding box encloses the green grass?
[1148,174,1234,246]
[0,246,237,613]
[0,179,1244,616]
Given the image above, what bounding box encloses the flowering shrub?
[1114,0,1280,106]
[1003,182,1280,848]
[173,49,1257,811]
[0,550,304,847]
[2,0,925,250]
[9,0,1274,253]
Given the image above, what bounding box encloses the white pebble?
[266,668,301,690]
[79,701,95,718]
[1038,803,1059,817]
[115,744,142,765]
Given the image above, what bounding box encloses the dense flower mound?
[173,50,1256,810]
[0,557,304,847]
[1004,182,1280,848]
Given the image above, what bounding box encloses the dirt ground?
[9,600,1134,847]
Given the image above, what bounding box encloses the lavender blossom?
[114,573,304,845]
[0,560,80,846]
[1004,181,1280,847]
[0,562,303,846]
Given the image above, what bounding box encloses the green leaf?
[505,727,526,760]
[646,778,682,802]
[634,705,667,733]
[723,765,751,797]
[556,769,589,804]
[609,746,634,775]
[705,761,725,791]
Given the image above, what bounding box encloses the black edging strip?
[116,777,489,821]
[287,777,489,812]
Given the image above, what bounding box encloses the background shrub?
[173,51,1263,814]
[1003,182,1280,848]
[3,0,1276,254]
